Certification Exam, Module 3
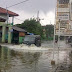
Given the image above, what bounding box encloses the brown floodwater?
[0,41,72,72]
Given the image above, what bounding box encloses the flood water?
[0,41,72,72]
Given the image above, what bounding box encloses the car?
[23,35,41,47]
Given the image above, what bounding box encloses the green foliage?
[16,19,43,37]
[42,25,54,40]
[16,19,54,40]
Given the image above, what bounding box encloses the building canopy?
[12,26,27,32]
[0,7,19,17]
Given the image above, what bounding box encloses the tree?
[42,25,54,40]
[16,18,43,37]
[45,25,54,38]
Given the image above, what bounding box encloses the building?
[0,7,19,24]
[0,7,27,44]
[55,0,72,36]
[12,26,27,44]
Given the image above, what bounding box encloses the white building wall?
[58,8,69,12]
[0,14,11,24]
[0,14,7,20]
[0,14,7,23]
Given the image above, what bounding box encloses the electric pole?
[37,11,39,21]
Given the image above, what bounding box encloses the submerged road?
[0,41,72,72]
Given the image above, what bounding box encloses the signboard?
[60,20,69,24]
[58,8,69,12]
[56,20,69,24]
[58,0,69,4]
[56,20,69,28]
[57,13,69,20]
[58,4,69,8]
[60,23,67,28]
[60,20,69,28]
[19,32,25,37]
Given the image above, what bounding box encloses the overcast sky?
[0,0,56,25]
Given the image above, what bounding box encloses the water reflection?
[0,47,11,72]
[0,47,42,72]
[11,50,42,69]
[0,45,72,72]
[68,51,72,72]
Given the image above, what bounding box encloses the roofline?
[0,13,19,16]
[0,7,19,16]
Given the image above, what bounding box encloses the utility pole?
[51,24,56,65]
[6,6,9,24]
[37,11,39,21]
[37,11,44,22]
[53,24,55,59]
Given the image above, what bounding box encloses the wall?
[0,14,7,20]
[19,32,25,44]
[56,0,70,35]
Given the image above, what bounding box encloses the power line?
[6,0,29,24]
[15,18,24,22]
[7,0,29,8]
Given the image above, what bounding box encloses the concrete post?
[12,16,14,25]
[2,26,6,43]
[8,26,12,43]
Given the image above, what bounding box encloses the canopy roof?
[12,26,27,32]
[0,7,19,17]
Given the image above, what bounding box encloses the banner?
[58,4,69,8]
[58,0,69,4]
[60,20,69,24]
[58,8,69,12]
[57,13,69,20]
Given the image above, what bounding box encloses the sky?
[0,0,56,25]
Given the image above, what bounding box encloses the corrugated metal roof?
[12,26,27,32]
[0,7,19,16]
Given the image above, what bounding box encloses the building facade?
[0,7,18,43]
[55,0,72,36]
